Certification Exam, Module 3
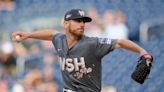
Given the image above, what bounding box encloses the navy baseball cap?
[64,9,92,22]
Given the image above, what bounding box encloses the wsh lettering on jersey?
[59,57,92,79]
[59,57,86,72]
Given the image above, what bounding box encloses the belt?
[63,88,76,92]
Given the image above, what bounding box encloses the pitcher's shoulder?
[52,33,65,40]
[83,36,99,45]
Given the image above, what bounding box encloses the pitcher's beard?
[69,29,84,39]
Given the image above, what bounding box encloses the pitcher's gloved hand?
[131,54,153,84]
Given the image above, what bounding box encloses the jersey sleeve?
[51,33,64,51]
[95,38,117,58]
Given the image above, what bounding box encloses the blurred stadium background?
[0,0,163,92]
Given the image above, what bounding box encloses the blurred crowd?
[0,0,15,11]
[85,8,129,39]
[0,38,60,92]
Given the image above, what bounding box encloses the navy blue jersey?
[52,33,117,92]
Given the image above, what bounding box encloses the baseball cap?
[64,9,92,22]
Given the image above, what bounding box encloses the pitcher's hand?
[11,32,30,42]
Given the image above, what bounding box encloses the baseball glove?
[131,54,153,84]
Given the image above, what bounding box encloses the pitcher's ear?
[64,20,69,28]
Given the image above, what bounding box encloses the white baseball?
[15,35,20,41]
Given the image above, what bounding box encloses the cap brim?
[71,16,92,22]
[82,17,92,22]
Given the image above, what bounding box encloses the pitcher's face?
[65,19,85,37]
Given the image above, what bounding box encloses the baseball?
[15,35,20,41]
